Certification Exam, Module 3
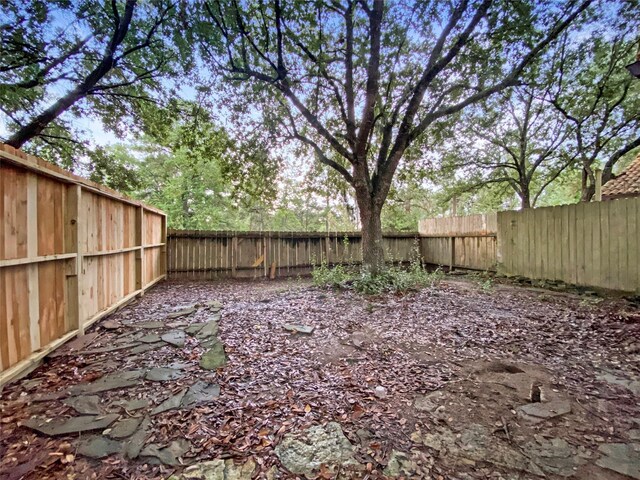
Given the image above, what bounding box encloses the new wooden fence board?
[1,145,166,385]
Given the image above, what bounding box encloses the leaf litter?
[0,276,639,479]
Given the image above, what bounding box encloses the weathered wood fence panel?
[497,197,639,292]
[418,213,498,271]
[167,230,420,279]
[0,144,167,385]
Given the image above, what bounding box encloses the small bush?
[311,261,351,288]
[312,249,443,295]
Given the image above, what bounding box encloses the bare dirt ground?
[1,276,639,480]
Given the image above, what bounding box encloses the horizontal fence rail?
[1,144,167,385]
[167,230,421,279]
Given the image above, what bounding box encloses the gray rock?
[22,414,119,436]
[145,367,185,382]
[130,342,164,354]
[63,395,102,415]
[125,415,151,459]
[630,430,640,441]
[418,424,544,476]
[205,300,223,311]
[414,391,446,412]
[76,435,123,458]
[135,321,167,329]
[80,343,140,354]
[162,330,187,347]
[196,320,219,340]
[152,389,187,415]
[283,324,314,335]
[524,436,586,476]
[167,307,196,319]
[517,399,571,422]
[68,370,144,395]
[182,381,221,407]
[384,450,418,478]
[107,416,143,439]
[140,438,190,465]
[140,333,162,343]
[168,458,256,480]
[185,323,207,336]
[274,422,357,477]
[597,443,640,479]
[597,372,640,396]
[200,342,226,370]
[112,398,150,411]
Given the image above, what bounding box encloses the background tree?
[197,0,591,273]
[0,0,184,162]
[549,2,640,201]
[444,86,576,209]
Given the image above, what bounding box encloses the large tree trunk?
[357,194,385,275]
[520,186,532,209]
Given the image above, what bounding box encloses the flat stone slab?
[68,370,144,395]
[152,389,188,415]
[195,320,219,339]
[134,321,167,329]
[417,424,544,476]
[102,320,121,330]
[22,414,119,436]
[146,367,185,382]
[517,399,571,422]
[130,342,164,354]
[283,324,315,335]
[167,307,197,319]
[414,391,446,412]
[162,330,187,347]
[49,333,100,357]
[169,458,255,480]
[140,439,190,465]
[112,398,150,411]
[597,443,640,479]
[597,372,640,395]
[524,436,586,476]
[80,343,140,354]
[125,415,151,459]
[384,450,418,478]
[140,333,162,343]
[76,435,123,458]
[274,422,357,477]
[200,342,226,370]
[108,417,143,439]
[182,381,220,407]
[63,395,102,415]
[185,323,207,335]
[205,300,223,311]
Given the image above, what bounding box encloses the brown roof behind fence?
[602,153,640,199]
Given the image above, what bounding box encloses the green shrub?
[311,261,350,288]
[311,245,443,295]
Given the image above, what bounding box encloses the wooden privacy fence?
[419,197,640,293]
[1,144,167,385]
[167,230,421,279]
[497,197,639,293]
[418,213,498,271]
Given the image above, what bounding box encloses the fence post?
[160,214,167,277]
[25,173,40,350]
[594,169,603,202]
[231,234,238,278]
[64,185,81,334]
[135,206,145,295]
[449,236,455,272]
